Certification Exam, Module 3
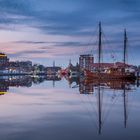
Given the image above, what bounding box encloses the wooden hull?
[84,70,136,80]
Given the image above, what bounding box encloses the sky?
[0,0,140,67]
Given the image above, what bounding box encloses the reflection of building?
[67,73,136,94]
[0,82,9,96]
[79,82,94,94]
[65,76,94,94]
[79,54,94,71]
[0,76,33,96]
[0,75,62,96]
[66,76,79,87]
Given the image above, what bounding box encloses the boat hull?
[84,70,136,80]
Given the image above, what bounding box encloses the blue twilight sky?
[0,0,140,67]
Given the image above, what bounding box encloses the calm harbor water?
[0,76,140,140]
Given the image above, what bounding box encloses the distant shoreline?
[0,73,49,76]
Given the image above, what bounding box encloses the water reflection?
[0,75,139,138]
[0,75,138,95]
[0,75,61,95]
[67,76,138,134]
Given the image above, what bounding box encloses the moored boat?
[84,22,136,80]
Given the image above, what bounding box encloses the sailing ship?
[84,22,136,80]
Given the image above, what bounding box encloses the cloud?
[0,0,140,35]
[14,40,95,47]
[15,41,47,44]
[0,0,140,65]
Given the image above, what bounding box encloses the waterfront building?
[45,67,61,75]
[79,54,94,71]
[8,61,33,74]
[0,53,9,67]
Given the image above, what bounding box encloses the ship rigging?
[84,22,136,80]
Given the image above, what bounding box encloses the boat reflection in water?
[0,75,139,135]
[67,76,137,134]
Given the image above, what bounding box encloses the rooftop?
[0,52,6,57]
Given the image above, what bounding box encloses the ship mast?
[124,29,127,67]
[98,22,102,72]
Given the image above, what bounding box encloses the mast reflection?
[0,75,138,135]
[67,76,137,134]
